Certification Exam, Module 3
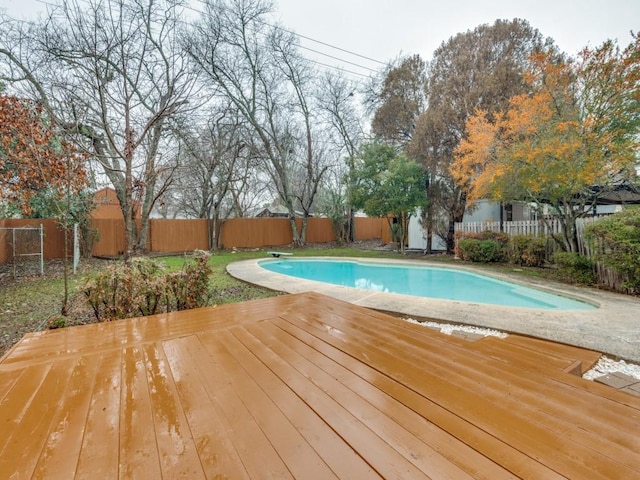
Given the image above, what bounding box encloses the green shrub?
[474,230,510,243]
[458,238,507,263]
[83,251,213,321]
[552,252,596,284]
[47,316,67,329]
[585,208,640,292]
[509,235,547,267]
[455,230,509,261]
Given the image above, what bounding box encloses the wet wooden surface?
[1,292,638,479]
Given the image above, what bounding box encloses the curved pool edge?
[227,256,640,363]
[258,256,599,309]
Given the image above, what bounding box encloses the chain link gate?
[0,225,44,278]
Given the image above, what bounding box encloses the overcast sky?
[1,0,638,77]
[273,0,639,74]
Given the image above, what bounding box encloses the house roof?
[256,205,291,217]
[590,184,640,204]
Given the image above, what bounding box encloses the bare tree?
[186,0,331,246]
[167,103,261,248]
[317,72,365,241]
[0,0,199,258]
[226,158,270,218]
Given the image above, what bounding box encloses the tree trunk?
[288,216,303,246]
[300,216,309,245]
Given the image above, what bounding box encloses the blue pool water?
[260,259,595,310]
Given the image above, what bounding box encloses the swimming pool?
[260,259,595,310]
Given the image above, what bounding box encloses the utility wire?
[190,0,387,66]
[261,20,387,66]
[298,44,379,73]
[185,1,379,80]
[34,0,381,82]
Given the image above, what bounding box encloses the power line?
[36,0,387,70]
[33,0,381,82]
[190,0,387,66]
[184,1,380,81]
[297,44,379,73]
[305,58,370,79]
[261,20,387,66]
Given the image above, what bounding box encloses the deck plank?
[162,336,252,479]
[272,315,564,480]
[0,295,298,369]
[287,306,640,464]
[194,332,296,479]
[208,327,383,480]
[330,306,640,422]
[468,336,584,374]
[240,319,481,480]
[200,329,433,480]
[75,350,124,479]
[142,342,207,479]
[206,329,341,480]
[118,346,163,479]
[31,354,101,479]
[0,357,76,479]
[501,334,603,372]
[305,293,640,408]
[0,292,638,479]
[0,363,51,457]
[0,367,25,402]
[254,318,517,480]
[280,307,639,479]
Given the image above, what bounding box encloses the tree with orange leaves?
[0,94,86,215]
[452,36,640,252]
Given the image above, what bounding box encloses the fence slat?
[455,216,631,292]
[1,216,390,262]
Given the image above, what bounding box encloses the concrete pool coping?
[227,256,640,363]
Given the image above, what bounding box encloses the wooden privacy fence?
[0,216,391,261]
[220,217,390,248]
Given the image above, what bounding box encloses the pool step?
[501,334,602,374]
[468,335,601,377]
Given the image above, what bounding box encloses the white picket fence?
[454,216,630,292]
[455,219,565,237]
[454,217,605,250]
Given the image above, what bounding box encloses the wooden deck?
[1,292,638,479]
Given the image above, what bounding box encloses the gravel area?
[582,356,640,381]
[403,317,508,338]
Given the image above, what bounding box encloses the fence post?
[12,228,16,278]
[39,224,44,276]
[73,223,80,274]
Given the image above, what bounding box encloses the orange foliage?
[0,95,87,214]
[452,39,640,208]
[449,109,500,204]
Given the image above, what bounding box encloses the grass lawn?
[0,244,577,358]
[0,246,407,357]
